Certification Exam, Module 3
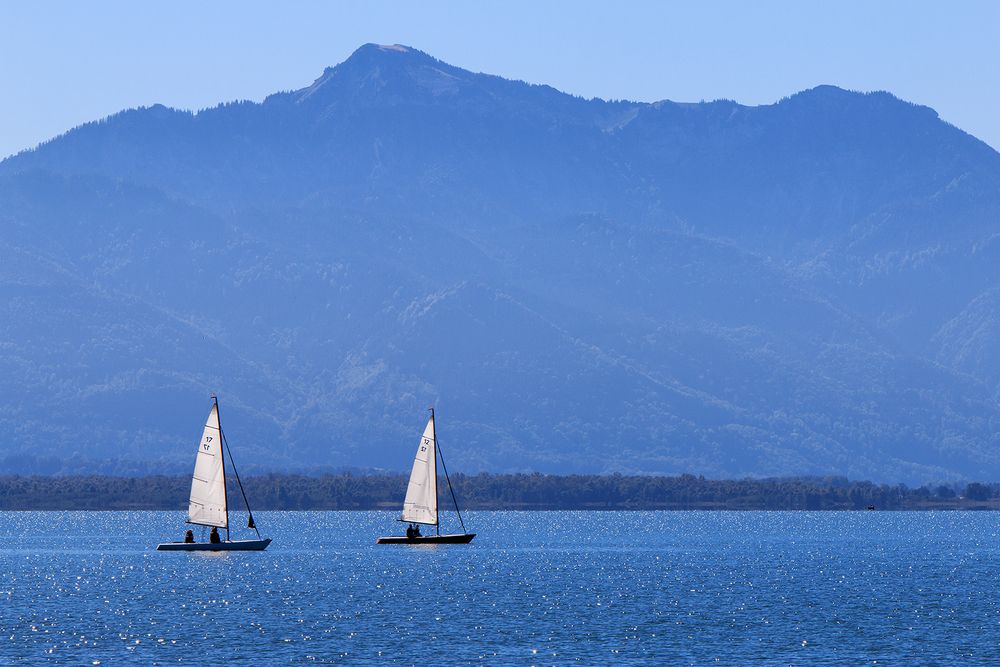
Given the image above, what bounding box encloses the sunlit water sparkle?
[0,511,998,664]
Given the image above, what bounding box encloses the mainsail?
[401,415,438,525]
[188,402,228,528]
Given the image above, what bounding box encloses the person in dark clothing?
[184,529,195,544]
[406,525,415,539]
[413,524,422,537]
[209,527,221,544]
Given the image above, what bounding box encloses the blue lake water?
[1,510,999,664]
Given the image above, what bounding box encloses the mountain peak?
[338,42,438,70]
[287,43,466,106]
[363,43,413,54]
[781,84,937,117]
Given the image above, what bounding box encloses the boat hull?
[376,533,475,544]
[156,538,272,551]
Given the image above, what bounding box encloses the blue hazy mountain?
[1,44,998,482]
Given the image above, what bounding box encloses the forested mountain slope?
[1,44,998,482]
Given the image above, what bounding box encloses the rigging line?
[219,425,261,539]
[435,435,467,534]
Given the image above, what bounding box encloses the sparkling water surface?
[1,511,998,664]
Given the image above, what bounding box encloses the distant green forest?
[1,473,998,511]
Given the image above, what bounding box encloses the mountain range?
[1,43,998,482]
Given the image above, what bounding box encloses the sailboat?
[157,396,272,551]
[376,408,475,544]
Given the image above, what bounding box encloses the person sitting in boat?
[413,524,422,537]
[209,527,221,544]
[184,529,195,544]
[406,524,415,539]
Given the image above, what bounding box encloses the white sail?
[188,403,228,528]
[401,415,438,525]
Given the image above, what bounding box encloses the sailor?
[210,527,221,544]
[184,529,195,544]
[413,524,422,537]
[406,524,415,539]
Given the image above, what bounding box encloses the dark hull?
[156,538,272,551]
[376,533,475,544]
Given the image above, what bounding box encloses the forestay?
[401,415,438,525]
[188,403,228,528]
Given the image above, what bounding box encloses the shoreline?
[1,473,995,511]
[1,506,999,512]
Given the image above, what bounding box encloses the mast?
[434,409,468,535]
[214,395,230,542]
[431,408,439,536]
[218,398,262,540]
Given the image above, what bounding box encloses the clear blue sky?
[1,0,998,159]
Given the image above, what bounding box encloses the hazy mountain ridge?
[1,44,998,481]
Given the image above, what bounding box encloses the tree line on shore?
[0,473,998,511]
